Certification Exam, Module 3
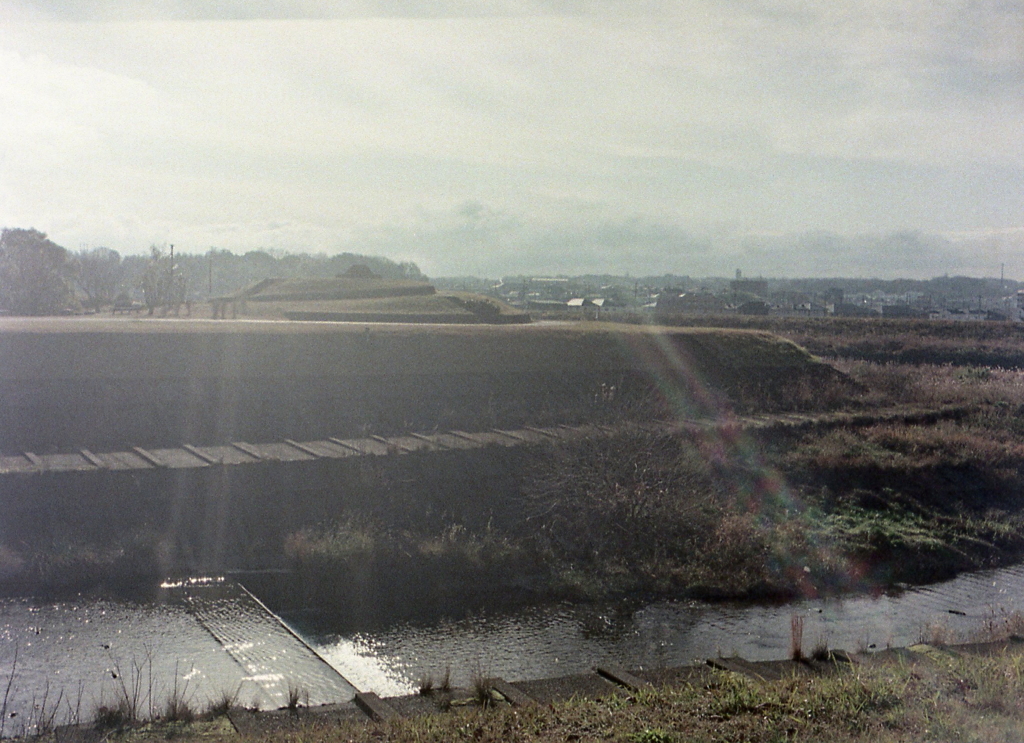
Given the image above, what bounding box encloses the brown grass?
[100,649,1024,743]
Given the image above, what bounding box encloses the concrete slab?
[191,445,258,465]
[426,432,481,450]
[132,447,167,467]
[354,691,401,721]
[36,453,95,472]
[284,439,327,458]
[742,659,816,681]
[79,449,106,467]
[377,435,439,453]
[707,656,788,681]
[334,437,392,456]
[148,447,210,469]
[385,693,454,718]
[635,665,714,688]
[522,425,565,439]
[0,455,37,473]
[596,664,651,691]
[96,450,153,470]
[489,678,537,706]
[492,428,549,444]
[515,672,621,704]
[293,439,362,458]
[447,430,521,447]
[242,442,317,462]
[181,444,221,464]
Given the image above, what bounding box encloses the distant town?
[3,228,1022,322]
[436,271,1024,322]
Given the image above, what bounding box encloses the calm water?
[6,564,1024,734]
[0,579,354,737]
[289,563,1024,696]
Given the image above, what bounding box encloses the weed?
[285,681,308,712]
[93,701,132,731]
[975,608,1024,642]
[0,645,16,739]
[811,637,831,662]
[26,680,63,737]
[417,673,435,695]
[105,647,155,724]
[630,729,675,743]
[203,687,237,717]
[439,666,452,693]
[161,662,195,723]
[921,621,958,646]
[471,671,493,707]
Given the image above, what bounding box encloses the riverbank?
[615,312,1024,370]
[33,633,1024,743]
[282,359,1024,612]
[3,367,1023,609]
[5,318,1024,609]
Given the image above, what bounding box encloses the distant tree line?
[0,227,424,316]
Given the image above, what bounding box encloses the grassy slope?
[286,337,1024,606]
[632,313,1024,369]
[6,317,1024,603]
[52,641,1024,743]
[0,319,824,381]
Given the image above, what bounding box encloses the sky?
[0,1,1021,278]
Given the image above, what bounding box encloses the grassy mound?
[269,292,531,324]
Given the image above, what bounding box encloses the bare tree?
[76,246,124,309]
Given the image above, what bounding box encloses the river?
[4,564,1024,735]
[290,562,1024,695]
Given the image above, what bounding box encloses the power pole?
[168,244,174,311]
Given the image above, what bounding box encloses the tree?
[76,246,124,309]
[141,246,170,314]
[0,228,78,316]
[139,246,190,315]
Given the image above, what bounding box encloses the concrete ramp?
[174,581,358,709]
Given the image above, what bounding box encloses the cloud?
[0,0,641,22]
[335,203,1024,279]
[0,3,1020,278]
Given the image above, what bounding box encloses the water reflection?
[5,563,1024,734]
[0,581,353,737]
[289,563,1024,697]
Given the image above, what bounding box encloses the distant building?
[737,300,770,316]
[833,302,876,318]
[730,278,768,297]
[823,287,844,306]
[655,292,729,315]
[881,304,921,319]
[929,308,992,322]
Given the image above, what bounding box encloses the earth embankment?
[0,318,842,451]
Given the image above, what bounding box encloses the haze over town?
[1,0,1021,278]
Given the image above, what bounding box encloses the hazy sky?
[1,1,1021,278]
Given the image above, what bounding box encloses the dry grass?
[95,650,1024,743]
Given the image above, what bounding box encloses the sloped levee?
[0,318,839,452]
[0,428,561,580]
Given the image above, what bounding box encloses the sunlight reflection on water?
[291,563,1024,696]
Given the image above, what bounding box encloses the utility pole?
[168,244,174,311]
